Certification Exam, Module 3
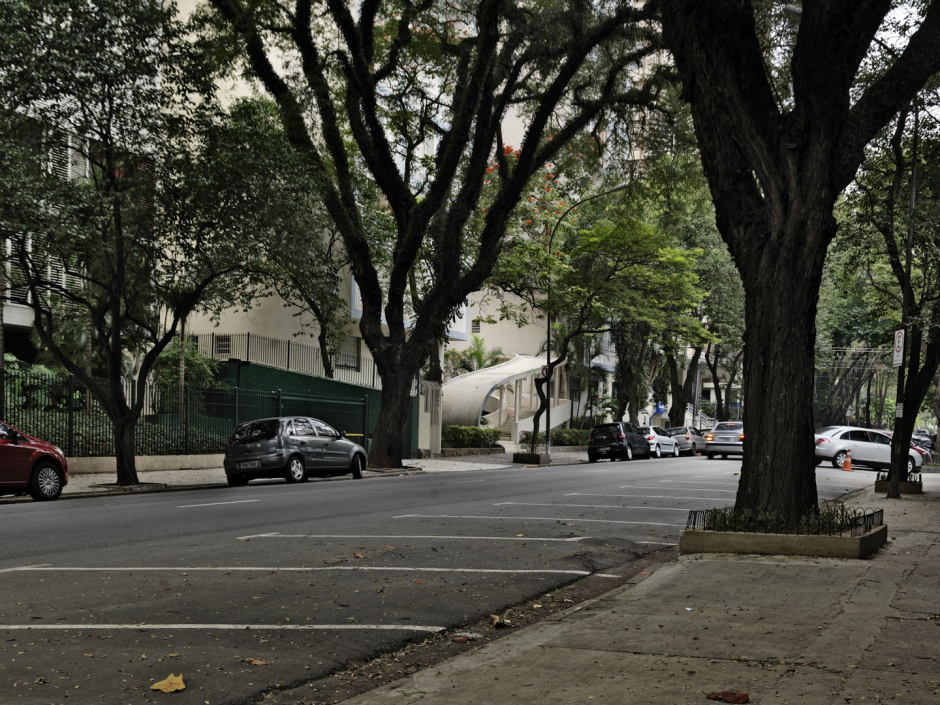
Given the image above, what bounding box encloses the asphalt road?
[0,456,872,704]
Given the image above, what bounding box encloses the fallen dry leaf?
[84,653,93,657]
[415,580,427,585]
[246,659,272,666]
[237,538,250,541]
[383,545,396,550]
[453,637,468,643]
[353,553,366,559]
[489,615,512,628]
[562,523,575,526]
[706,692,749,703]
[150,674,186,692]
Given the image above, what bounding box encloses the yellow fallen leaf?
[151,673,185,692]
[247,659,271,665]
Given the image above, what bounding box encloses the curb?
[0,468,424,505]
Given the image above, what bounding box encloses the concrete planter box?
[512,452,552,465]
[679,523,887,559]
[873,480,923,494]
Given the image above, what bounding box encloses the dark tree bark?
[627,337,650,426]
[666,346,701,427]
[662,0,940,519]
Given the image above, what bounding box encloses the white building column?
[514,379,521,421]
[498,385,505,427]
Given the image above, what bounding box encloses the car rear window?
[815,426,841,436]
[637,426,651,434]
[228,419,281,445]
[714,422,743,431]
[666,427,685,435]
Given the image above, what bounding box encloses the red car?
[0,421,68,501]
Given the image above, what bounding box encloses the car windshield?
[714,422,743,431]
[228,419,281,445]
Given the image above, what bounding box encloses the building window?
[215,334,231,358]
[471,319,481,334]
[337,335,361,370]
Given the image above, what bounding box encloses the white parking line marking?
[567,493,735,501]
[236,532,282,540]
[394,514,685,527]
[495,502,691,512]
[584,470,610,473]
[179,500,260,508]
[638,541,679,545]
[0,623,444,633]
[451,479,486,484]
[0,564,51,573]
[8,566,619,577]
[618,486,736,492]
[241,534,588,542]
[656,480,737,485]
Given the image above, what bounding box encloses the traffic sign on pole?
[893,330,905,367]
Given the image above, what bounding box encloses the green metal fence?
[0,370,371,457]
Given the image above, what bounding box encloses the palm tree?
[447,334,505,376]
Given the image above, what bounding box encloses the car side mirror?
[338,430,346,439]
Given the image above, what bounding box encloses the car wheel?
[707,452,714,459]
[352,454,364,480]
[588,454,598,463]
[672,444,680,458]
[227,474,249,487]
[907,457,915,475]
[625,445,633,461]
[653,445,661,459]
[285,456,306,483]
[832,451,846,469]
[690,444,697,456]
[814,459,822,466]
[29,462,63,501]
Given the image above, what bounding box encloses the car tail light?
[739,434,745,441]
[619,433,625,439]
[646,435,655,441]
[706,434,713,441]
[685,434,690,440]
[815,437,829,445]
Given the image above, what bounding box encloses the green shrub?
[441,425,502,448]
[519,428,590,446]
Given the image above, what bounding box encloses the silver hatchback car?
[223,416,367,487]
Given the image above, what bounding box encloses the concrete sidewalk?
[326,478,940,705]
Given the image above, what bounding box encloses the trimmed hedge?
[441,425,502,448]
[519,428,591,446]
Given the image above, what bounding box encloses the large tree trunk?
[704,344,725,422]
[667,347,702,427]
[367,345,425,468]
[734,241,825,519]
[113,415,139,486]
[627,338,650,426]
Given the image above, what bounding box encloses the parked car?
[705,421,744,459]
[814,425,924,473]
[912,429,935,451]
[666,426,706,456]
[636,425,680,458]
[0,421,69,501]
[587,422,651,463]
[223,416,367,487]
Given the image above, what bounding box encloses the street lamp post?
[540,181,632,457]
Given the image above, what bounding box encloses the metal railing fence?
[685,505,884,538]
[1,370,371,457]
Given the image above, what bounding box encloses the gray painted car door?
[311,418,348,469]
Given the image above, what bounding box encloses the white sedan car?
[814,426,924,473]
[636,425,680,458]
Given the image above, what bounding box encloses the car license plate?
[239,460,260,470]
[718,436,735,442]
